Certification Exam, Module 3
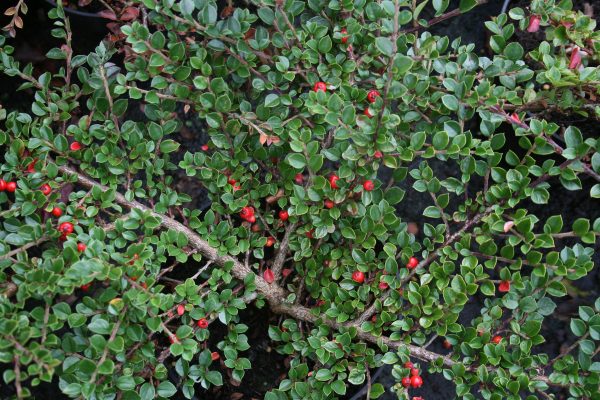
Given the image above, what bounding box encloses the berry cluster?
[400,362,424,392]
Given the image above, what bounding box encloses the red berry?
[410,375,423,388]
[374,150,383,159]
[177,304,185,316]
[211,351,220,361]
[58,222,74,235]
[169,335,178,344]
[77,243,86,252]
[401,377,411,388]
[410,368,420,376]
[367,90,380,103]
[80,283,90,291]
[407,257,418,269]
[282,268,292,278]
[251,223,261,232]
[70,141,82,151]
[403,361,413,369]
[498,280,511,293]
[52,207,63,217]
[40,184,51,195]
[26,159,37,173]
[527,14,541,32]
[263,268,275,283]
[228,178,237,185]
[413,397,424,400]
[6,181,16,193]
[443,340,452,349]
[240,206,255,221]
[278,210,289,221]
[364,108,373,118]
[197,318,209,329]
[246,215,256,223]
[340,28,348,44]
[313,81,327,92]
[324,199,334,209]
[492,335,502,344]
[305,229,314,239]
[265,236,276,247]
[351,270,365,284]
[0,179,6,191]
[201,144,209,151]
[363,180,374,191]
[294,173,304,185]
[328,174,339,189]
[140,282,147,289]
[378,281,388,290]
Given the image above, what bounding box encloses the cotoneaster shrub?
[0,0,599,399]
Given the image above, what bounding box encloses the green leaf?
[286,153,306,169]
[160,140,180,154]
[459,0,478,12]
[375,37,394,57]
[571,318,587,337]
[315,369,333,381]
[156,381,177,397]
[442,94,459,111]
[318,36,332,53]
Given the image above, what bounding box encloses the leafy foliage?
[0,0,599,399]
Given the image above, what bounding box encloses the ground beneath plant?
[0,1,598,399]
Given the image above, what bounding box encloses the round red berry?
[58,222,74,235]
[197,318,209,329]
[443,340,452,349]
[6,181,16,193]
[279,210,289,221]
[401,377,411,388]
[0,179,6,191]
[407,257,419,269]
[364,108,373,118]
[351,270,365,283]
[70,141,82,151]
[77,243,86,252]
[498,280,511,293]
[305,229,314,239]
[374,150,383,159]
[324,199,334,209]
[240,206,255,221]
[228,178,237,185]
[492,335,502,344]
[410,368,420,376]
[294,173,304,185]
[328,174,339,189]
[404,361,413,369]
[367,90,380,103]
[410,375,423,388]
[211,351,220,361]
[80,283,90,291]
[52,207,63,217]
[378,281,388,290]
[313,81,327,92]
[266,236,276,247]
[363,180,374,191]
[201,144,209,151]
[40,184,51,195]
[177,304,185,316]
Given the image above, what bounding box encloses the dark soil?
[0,1,598,400]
